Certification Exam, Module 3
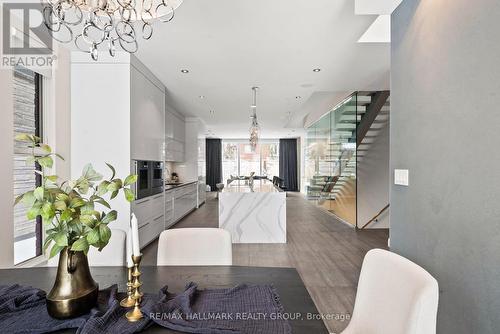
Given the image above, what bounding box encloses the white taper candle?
[131,213,141,256]
[126,226,133,268]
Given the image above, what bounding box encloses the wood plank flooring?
[142,192,388,333]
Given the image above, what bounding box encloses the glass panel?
[304,93,359,227]
[13,66,42,264]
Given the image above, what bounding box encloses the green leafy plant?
[14,134,137,258]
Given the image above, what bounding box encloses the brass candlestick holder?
[125,254,144,322]
[120,267,135,308]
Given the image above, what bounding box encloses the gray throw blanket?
[0,283,291,334]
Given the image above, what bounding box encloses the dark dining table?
[0,265,329,333]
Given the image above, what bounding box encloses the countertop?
[164,180,198,191]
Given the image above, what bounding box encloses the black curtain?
[206,138,222,191]
[279,139,299,191]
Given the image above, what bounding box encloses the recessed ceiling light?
[181,69,189,73]
[313,68,321,72]
[295,96,301,99]
[199,95,205,99]
[209,110,215,114]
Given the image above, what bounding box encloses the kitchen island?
[219,179,286,243]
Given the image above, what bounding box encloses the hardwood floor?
[142,192,388,333]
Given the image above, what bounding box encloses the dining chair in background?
[47,229,126,267]
[342,249,439,334]
[157,228,232,266]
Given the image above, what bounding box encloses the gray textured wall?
[390,0,500,333]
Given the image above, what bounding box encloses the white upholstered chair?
[47,229,126,267]
[342,249,439,334]
[157,228,232,266]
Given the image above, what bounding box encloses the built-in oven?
[151,161,164,196]
[134,160,151,200]
[133,160,164,200]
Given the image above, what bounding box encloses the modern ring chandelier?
[42,0,183,61]
[249,86,260,151]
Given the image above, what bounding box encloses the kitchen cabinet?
[167,182,197,223]
[165,108,174,139]
[165,191,174,228]
[134,183,198,247]
[165,108,185,162]
[176,118,206,206]
[173,115,185,143]
[132,192,164,248]
[130,65,165,161]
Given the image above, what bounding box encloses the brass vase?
[46,247,98,319]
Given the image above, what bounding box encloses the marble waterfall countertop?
[219,179,286,243]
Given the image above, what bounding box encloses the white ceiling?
[135,0,390,138]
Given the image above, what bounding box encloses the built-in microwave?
[151,161,164,196]
[133,160,164,200]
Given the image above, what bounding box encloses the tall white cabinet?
[130,61,165,161]
[165,106,185,162]
[174,118,207,206]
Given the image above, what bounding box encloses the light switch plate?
[394,169,409,186]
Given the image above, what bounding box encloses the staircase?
[306,91,390,224]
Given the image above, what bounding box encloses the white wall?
[357,112,390,228]
[71,53,131,232]
[48,47,72,181]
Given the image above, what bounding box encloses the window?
[13,66,43,264]
[238,143,260,177]
[221,140,279,182]
[260,143,279,178]
[222,142,238,183]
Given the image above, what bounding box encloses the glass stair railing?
[305,91,390,226]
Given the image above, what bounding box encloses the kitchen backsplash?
[164,161,189,182]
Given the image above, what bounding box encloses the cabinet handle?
[154,215,164,221]
[139,222,150,229]
[153,194,163,199]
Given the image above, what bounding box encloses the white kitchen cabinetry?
[174,118,206,206]
[130,65,165,161]
[132,193,165,248]
[165,107,185,162]
[173,115,185,143]
[163,183,197,229]
[165,108,174,139]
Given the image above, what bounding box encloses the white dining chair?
[157,228,232,266]
[342,249,439,334]
[47,229,126,267]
